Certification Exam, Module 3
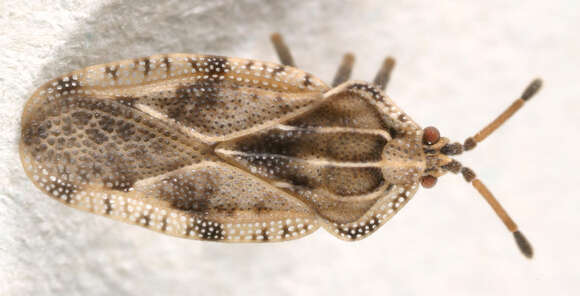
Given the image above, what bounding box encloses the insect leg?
[332,53,355,86]
[464,79,543,151]
[373,56,396,91]
[270,33,296,66]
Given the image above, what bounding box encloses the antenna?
[460,167,533,258]
[464,79,542,151]
[441,79,542,258]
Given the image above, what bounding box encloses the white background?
[1,1,579,295]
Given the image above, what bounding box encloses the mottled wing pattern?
[19,54,328,242]
[218,81,425,240]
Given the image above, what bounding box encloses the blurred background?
[1,0,579,295]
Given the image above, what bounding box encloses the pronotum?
[20,33,541,258]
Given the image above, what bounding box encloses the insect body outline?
[20,33,540,257]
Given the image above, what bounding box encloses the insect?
[20,33,541,258]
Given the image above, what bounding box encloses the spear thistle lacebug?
[20,33,540,258]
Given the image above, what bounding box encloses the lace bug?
[20,33,540,258]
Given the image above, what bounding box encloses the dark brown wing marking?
[20,54,326,242]
[217,81,425,239]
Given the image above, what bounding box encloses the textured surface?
[2,0,580,295]
[20,52,421,242]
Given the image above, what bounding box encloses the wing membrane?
[20,54,326,242]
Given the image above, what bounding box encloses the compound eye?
[423,126,440,145]
[421,175,438,188]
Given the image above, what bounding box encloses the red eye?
[421,175,437,188]
[423,126,440,145]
